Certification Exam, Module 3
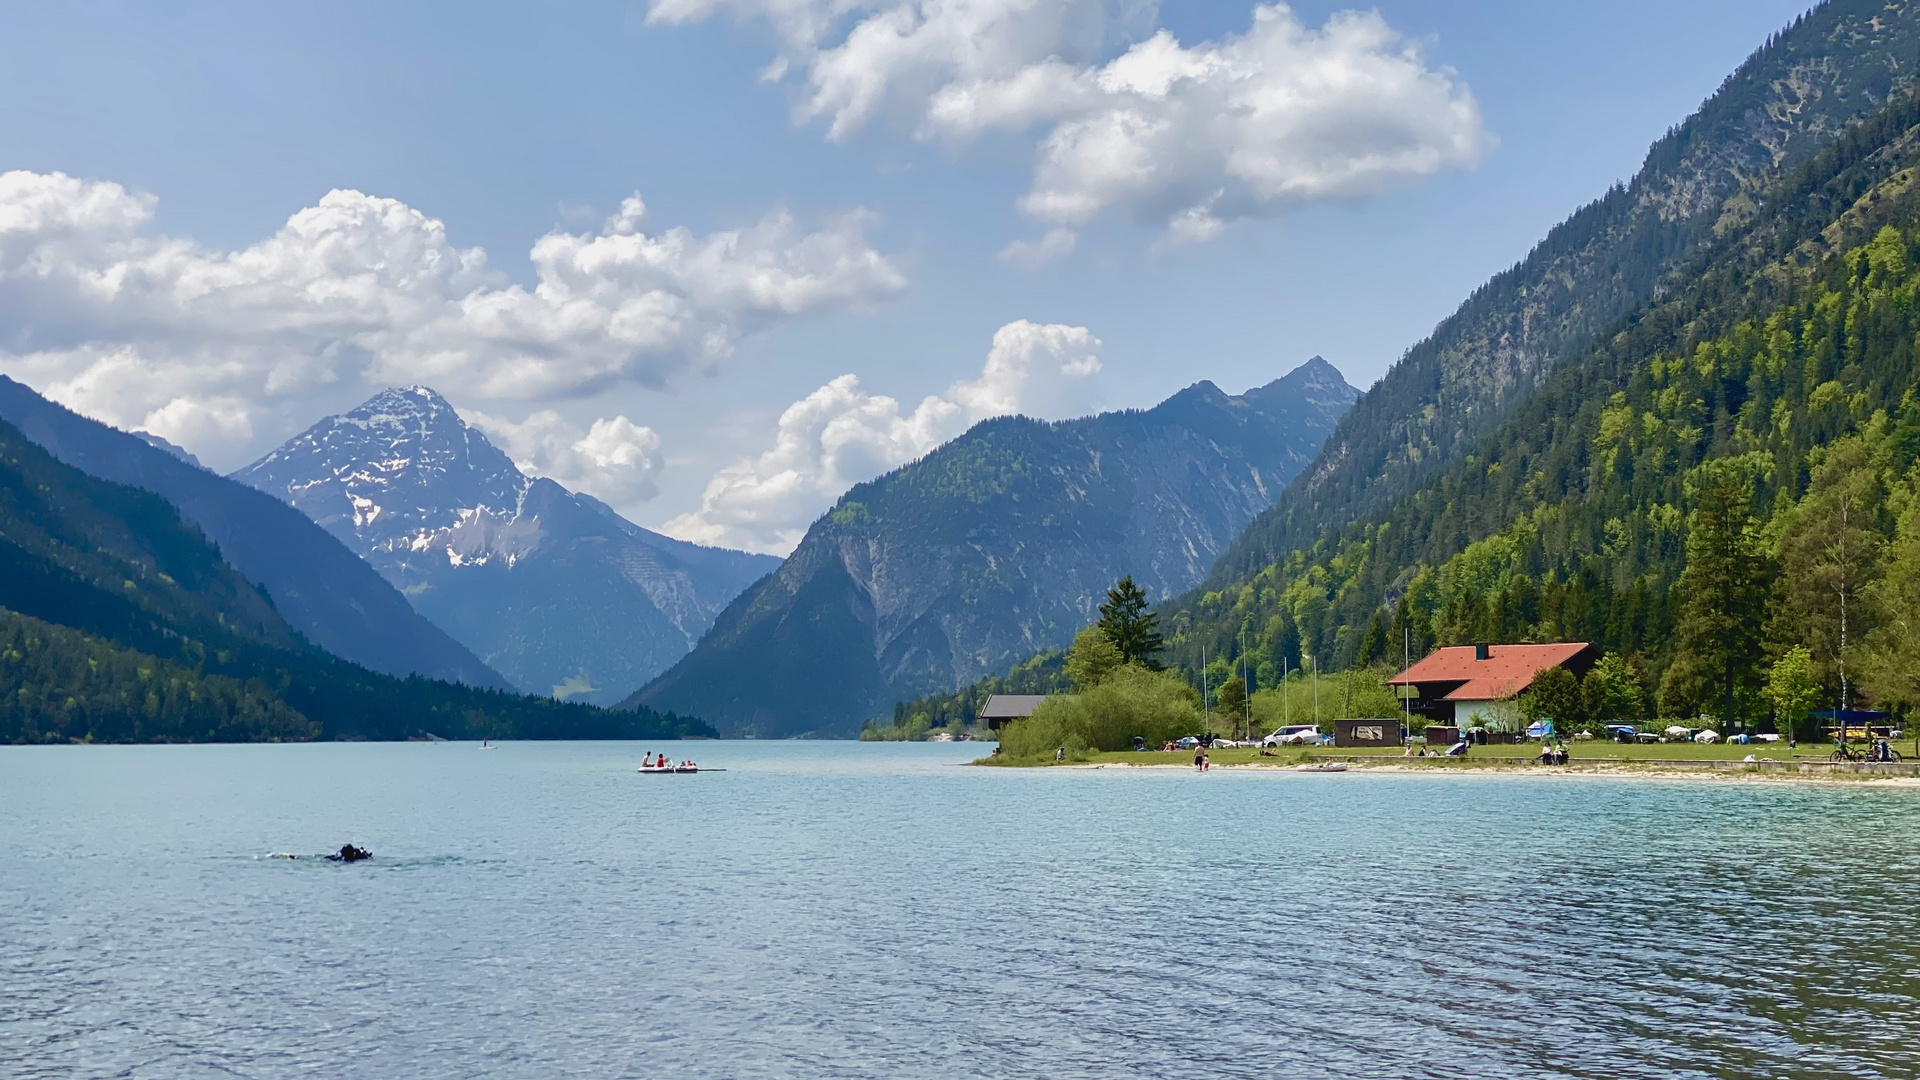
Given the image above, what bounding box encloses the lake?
[2,741,1915,1079]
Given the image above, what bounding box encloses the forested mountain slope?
[0,378,510,691]
[0,417,712,743]
[1207,0,1915,589]
[630,359,1358,737]
[235,387,778,704]
[1166,91,1920,724]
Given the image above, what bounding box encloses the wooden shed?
[978,694,1048,731]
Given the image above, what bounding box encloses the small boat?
[1293,762,1350,773]
[637,752,720,774]
[478,739,497,750]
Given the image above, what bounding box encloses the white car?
[1263,725,1322,747]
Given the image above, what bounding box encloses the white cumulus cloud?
[664,319,1100,553]
[465,408,667,515]
[0,171,907,466]
[647,1,1488,249]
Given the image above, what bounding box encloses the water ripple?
[1,743,1914,1079]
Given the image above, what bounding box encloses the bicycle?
[1833,741,1905,763]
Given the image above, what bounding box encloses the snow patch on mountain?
[234,386,779,703]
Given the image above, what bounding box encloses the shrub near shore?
[998,665,1201,760]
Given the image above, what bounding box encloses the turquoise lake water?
[2,741,1915,1079]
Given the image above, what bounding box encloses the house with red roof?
[1388,642,1597,727]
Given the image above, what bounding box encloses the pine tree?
[1665,465,1773,728]
[1355,614,1388,667]
[1097,576,1164,669]
[1215,675,1248,739]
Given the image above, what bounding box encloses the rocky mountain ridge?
[630,357,1359,736]
[235,387,778,703]
[1206,0,1917,590]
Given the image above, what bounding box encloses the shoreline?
[1039,758,1919,786]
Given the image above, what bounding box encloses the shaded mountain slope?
[1208,0,1916,589]
[1163,90,1920,711]
[630,358,1358,737]
[234,387,778,703]
[0,416,713,742]
[0,377,510,690]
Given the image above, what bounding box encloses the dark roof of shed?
[978,694,1048,718]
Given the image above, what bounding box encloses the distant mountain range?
[0,412,711,743]
[234,387,779,704]
[630,357,1359,737]
[0,377,510,690]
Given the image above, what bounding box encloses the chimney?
[1474,642,1490,661]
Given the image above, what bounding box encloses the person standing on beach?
[1194,745,1205,771]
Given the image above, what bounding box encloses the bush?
[999,665,1202,758]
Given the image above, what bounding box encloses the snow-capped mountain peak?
[239,384,530,565]
[234,387,779,703]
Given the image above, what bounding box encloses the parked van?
[1263,725,1322,747]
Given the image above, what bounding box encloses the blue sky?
[0,0,1815,551]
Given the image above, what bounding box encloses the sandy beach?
[1056,758,1920,786]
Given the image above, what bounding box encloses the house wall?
[1451,700,1523,731]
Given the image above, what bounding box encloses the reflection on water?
[2,741,1914,1079]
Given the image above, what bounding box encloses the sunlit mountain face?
[236,387,778,704]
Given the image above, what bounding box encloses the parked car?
[1263,725,1322,747]
[1175,736,1201,750]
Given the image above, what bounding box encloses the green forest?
[1164,95,1920,734]
[877,92,1920,743]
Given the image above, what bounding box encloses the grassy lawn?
[1036,741,1910,768]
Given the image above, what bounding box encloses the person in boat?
[326,844,372,862]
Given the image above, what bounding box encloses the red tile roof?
[1388,643,1592,701]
